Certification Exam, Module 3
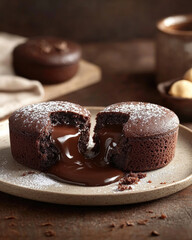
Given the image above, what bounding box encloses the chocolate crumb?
[109,223,115,228]
[118,185,132,191]
[21,171,35,176]
[120,223,125,229]
[147,180,152,183]
[160,182,166,184]
[159,214,167,219]
[128,172,146,179]
[4,216,16,220]
[118,172,146,191]
[126,221,134,226]
[137,219,148,225]
[137,172,147,179]
[120,176,140,185]
[44,230,55,237]
[146,210,154,213]
[40,223,53,227]
[9,222,16,227]
[151,230,160,236]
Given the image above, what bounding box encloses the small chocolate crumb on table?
[0,40,191,240]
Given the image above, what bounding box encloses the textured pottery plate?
[0,107,192,206]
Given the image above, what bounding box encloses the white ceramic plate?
[0,107,192,205]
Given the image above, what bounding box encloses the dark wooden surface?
[0,0,192,41]
[0,40,192,240]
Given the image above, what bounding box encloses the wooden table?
[1,40,192,240]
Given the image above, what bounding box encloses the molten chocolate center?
[47,125,123,186]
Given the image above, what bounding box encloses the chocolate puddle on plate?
[46,125,124,186]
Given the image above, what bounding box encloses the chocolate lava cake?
[9,101,90,170]
[12,37,81,84]
[93,102,179,172]
[9,101,179,185]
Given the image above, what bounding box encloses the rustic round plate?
[0,107,192,205]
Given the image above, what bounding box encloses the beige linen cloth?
[0,33,44,119]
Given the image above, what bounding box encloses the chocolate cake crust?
[100,102,179,137]
[94,102,179,172]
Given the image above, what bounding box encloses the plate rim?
[0,107,192,205]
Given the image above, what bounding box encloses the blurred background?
[0,0,192,121]
[0,0,191,41]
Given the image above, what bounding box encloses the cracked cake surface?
[94,102,179,172]
[9,101,91,170]
[101,102,179,137]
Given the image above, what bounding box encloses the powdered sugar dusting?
[0,131,63,190]
[10,101,90,132]
[103,102,179,136]
[0,167,63,190]
[103,102,169,117]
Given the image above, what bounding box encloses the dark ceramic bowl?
[157,79,192,121]
[156,14,192,83]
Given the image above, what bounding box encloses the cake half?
[93,102,179,172]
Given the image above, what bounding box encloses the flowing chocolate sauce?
[47,125,124,186]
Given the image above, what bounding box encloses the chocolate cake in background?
[12,37,81,84]
[93,102,179,172]
[9,101,90,170]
